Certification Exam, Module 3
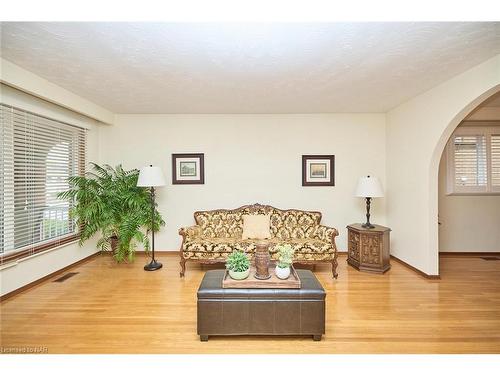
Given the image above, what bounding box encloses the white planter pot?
[228,268,250,280]
[275,265,290,280]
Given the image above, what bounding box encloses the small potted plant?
[226,251,251,280]
[275,244,295,280]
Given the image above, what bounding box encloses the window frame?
[446,125,500,195]
[0,104,85,265]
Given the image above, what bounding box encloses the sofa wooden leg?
[200,335,209,342]
[332,259,338,279]
[180,257,186,278]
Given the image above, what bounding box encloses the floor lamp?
[137,165,166,271]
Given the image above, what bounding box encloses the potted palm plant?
[275,244,295,279]
[226,251,250,280]
[58,163,165,262]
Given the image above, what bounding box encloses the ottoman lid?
[197,270,325,300]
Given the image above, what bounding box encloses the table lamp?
[137,165,166,271]
[355,175,384,229]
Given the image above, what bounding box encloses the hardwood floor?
[1,253,499,354]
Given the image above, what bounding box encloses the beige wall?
[386,54,500,275]
[466,107,500,121]
[99,114,387,251]
[438,122,500,252]
[0,239,100,296]
[0,85,102,297]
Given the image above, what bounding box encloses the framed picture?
[302,155,335,186]
[172,153,205,184]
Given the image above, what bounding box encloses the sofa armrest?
[179,225,202,239]
[313,225,339,244]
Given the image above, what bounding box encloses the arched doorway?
[429,85,500,273]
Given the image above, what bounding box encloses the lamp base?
[144,259,163,271]
[361,223,375,229]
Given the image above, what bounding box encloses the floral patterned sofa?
[179,203,339,278]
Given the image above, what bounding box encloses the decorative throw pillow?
[242,214,271,239]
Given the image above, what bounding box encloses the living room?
[1,1,500,373]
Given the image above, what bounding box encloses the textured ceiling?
[1,22,500,114]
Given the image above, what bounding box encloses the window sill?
[445,192,500,196]
[0,234,80,266]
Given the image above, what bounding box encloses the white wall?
[386,54,500,275]
[466,107,500,121]
[99,114,387,251]
[0,239,100,296]
[0,85,102,297]
[438,154,500,252]
[438,122,500,252]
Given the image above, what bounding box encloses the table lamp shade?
[355,176,384,198]
[137,166,166,187]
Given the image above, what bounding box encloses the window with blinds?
[446,126,500,194]
[492,134,500,188]
[0,104,86,259]
[453,135,487,187]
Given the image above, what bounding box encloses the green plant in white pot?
[226,251,250,280]
[275,244,295,280]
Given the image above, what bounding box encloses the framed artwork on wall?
[302,155,335,186]
[172,153,205,184]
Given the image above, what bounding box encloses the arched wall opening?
[429,84,500,272]
[386,55,500,277]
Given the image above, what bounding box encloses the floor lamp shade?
[137,166,166,187]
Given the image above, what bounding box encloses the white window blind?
[446,126,500,195]
[492,134,500,188]
[453,135,487,188]
[0,104,86,257]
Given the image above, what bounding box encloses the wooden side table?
[347,223,391,274]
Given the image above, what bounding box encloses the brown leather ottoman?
[197,269,326,341]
